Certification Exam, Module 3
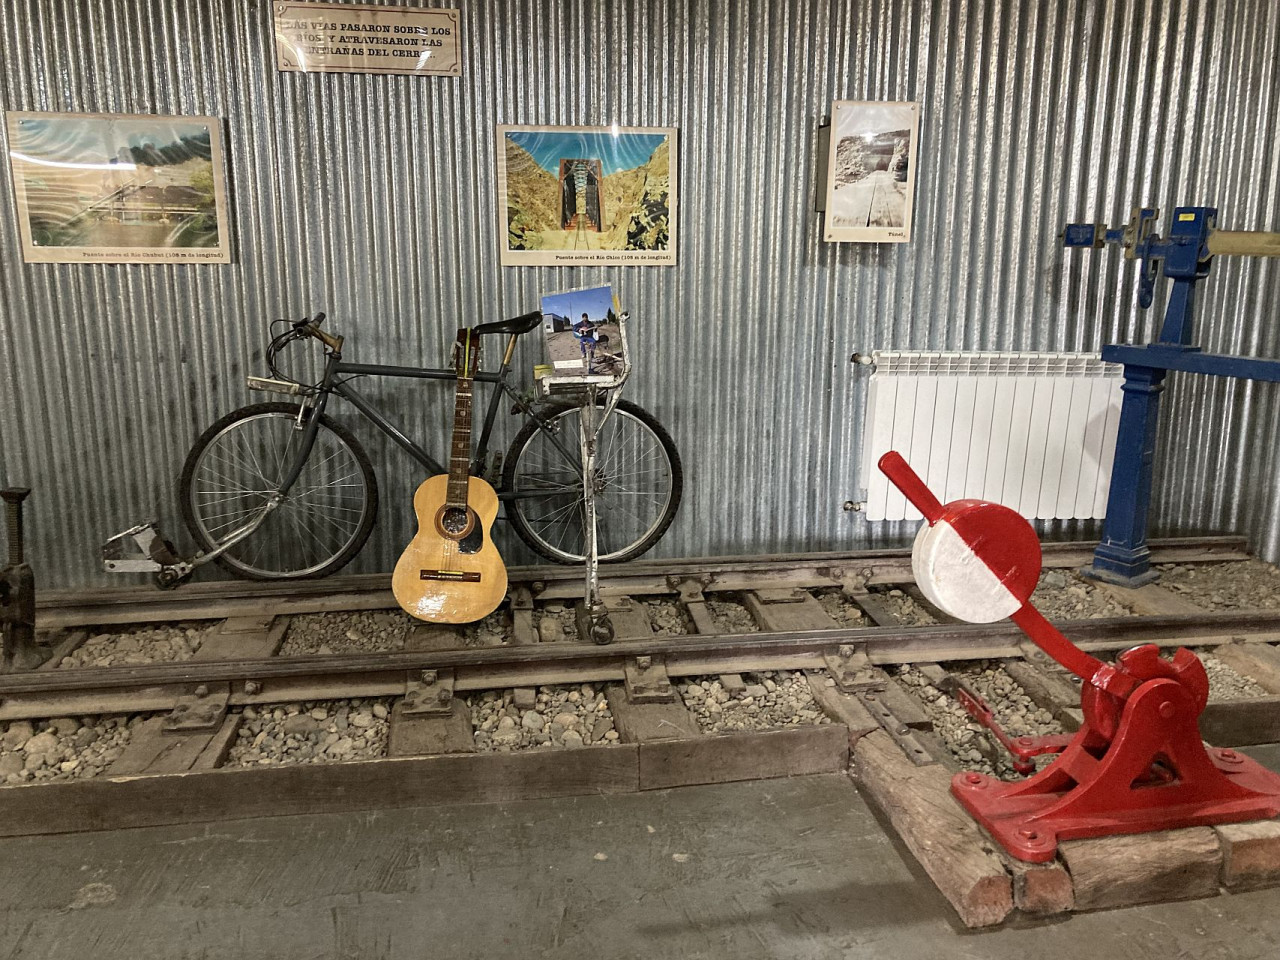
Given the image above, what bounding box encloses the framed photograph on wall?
[823,101,920,243]
[5,111,231,264]
[496,124,676,266]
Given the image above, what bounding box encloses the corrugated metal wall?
[1,0,1278,589]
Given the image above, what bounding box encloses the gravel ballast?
[224,699,392,766]
[1030,569,1135,620]
[469,685,615,751]
[57,623,213,668]
[874,589,936,626]
[1194,651,1270,702]
[678,671,832,733]
[898,662,1062,780]
[0,716,138,785]
[280,611,417,655]
[706,598,759,633]
[813,589,868,627]
[1157,560,1280,611]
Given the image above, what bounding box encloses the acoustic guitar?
[392,329,508,623]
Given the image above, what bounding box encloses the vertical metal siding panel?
[1,0,1279,588]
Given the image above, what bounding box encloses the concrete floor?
[2,772,1280,959]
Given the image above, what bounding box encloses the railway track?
[5,536,1280,862]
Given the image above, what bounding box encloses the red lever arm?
[877,451,944,523]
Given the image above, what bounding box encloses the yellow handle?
[1208,230,1280,257]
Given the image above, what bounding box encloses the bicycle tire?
[503,398,683,564]
[179,401,379,580]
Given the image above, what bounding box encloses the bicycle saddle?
[473,311,542,336]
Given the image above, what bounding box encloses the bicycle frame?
[275,333,581,503]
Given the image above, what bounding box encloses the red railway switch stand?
[878,451,1280,863]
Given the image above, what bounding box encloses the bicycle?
[177,312,683,581]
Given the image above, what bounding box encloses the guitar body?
[392,474,508,623]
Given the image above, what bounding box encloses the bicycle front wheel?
[503,399,682,564]
[179,402,378,580]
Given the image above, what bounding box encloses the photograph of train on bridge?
[496,124,676,266]
[5,111,229,263]
[823,100,919,243]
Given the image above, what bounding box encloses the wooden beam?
[1201,696,1280,747]
[606,683,700,743]
[638,723,848,791]
[1210,643,1280,695]
[852,730,1013,928]
[1094,582,1207,617]
[1215,819,1280,890]
[1059,827,1222,910]
[0,744,642,838]
[106,714,244,776]
[806,673,879,746]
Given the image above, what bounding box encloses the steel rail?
[5,609,1278,698]
[35,536,1250,628]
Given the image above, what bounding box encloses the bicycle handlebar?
[291,312,342,352]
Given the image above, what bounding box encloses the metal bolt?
[1158,700,1176,719]
[532,581,546,594]
[964,773,983,785]
[860,567,874,581]
[244,680,262,695]
[1019,737,1033,746]
[1221,749,1242,763]
[636,655,652,670]
[1018,828,1040,840]
[421,669,437,684]
[838,644,854,658]
[194,684,209,698]
[830,567,845,579]
[437,687,452,704]
[896,726,908,735]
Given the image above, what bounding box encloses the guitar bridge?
[420,569,482,582]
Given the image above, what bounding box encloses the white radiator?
[862,351,1123,521]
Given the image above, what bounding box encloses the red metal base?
[953,672,1280,862]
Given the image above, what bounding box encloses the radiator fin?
[863,352,1123,522]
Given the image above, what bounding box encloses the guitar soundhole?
[440,506,470,536]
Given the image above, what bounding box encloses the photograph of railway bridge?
[6,111,229,263]
[497,124,676,265]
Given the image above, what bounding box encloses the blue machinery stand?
[1064,207,1280,586]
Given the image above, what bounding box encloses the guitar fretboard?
[446,378,473,509]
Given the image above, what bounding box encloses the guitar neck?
[446,377,473,509]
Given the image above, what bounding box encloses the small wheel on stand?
[577,600,615,645]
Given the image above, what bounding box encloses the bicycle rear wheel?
[179,402,378,580]
[503,399,682,564]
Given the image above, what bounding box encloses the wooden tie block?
[1215,819,1280,890]
[1060,827,1222,911]
[853,730,1014,928]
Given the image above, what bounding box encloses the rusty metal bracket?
[854,685,936,767]
[163,681,230,732]
[623,655,676,703]
[403,668,456,716]
[824,643,875,691]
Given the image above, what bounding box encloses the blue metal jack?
[1064,207,1280,587]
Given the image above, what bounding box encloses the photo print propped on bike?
[538,285,628,389]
